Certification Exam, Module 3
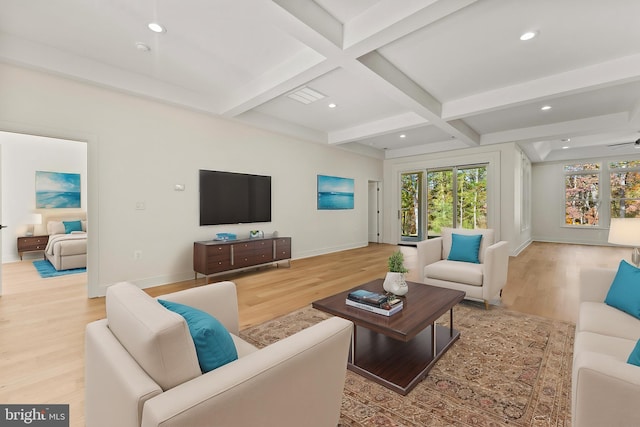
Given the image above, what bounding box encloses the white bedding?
[45,232,87,255]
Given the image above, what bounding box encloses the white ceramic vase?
[382,272,408,296]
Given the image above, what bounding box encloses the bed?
[43,215,88,271]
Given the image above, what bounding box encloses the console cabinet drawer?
[274,238,291,261]
[193,237,291,282]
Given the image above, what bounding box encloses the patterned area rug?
[32,259,86,278]
[240,303,574,426]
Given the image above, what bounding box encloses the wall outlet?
[134,250,142,260]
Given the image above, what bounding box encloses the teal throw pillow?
[605,260,640,319]
[63,220,83,234]
[158,299,238,373]
[448,233,482,263]
[628,339,640,366]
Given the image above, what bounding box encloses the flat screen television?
[199,169,271,226]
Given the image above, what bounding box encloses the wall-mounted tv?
[199,169,271,226]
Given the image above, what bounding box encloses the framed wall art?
[36,171,81,209]
[317,175,354,210]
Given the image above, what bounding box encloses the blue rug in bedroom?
[32,260,86,278]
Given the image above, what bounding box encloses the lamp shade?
[29,213,42,225]
[608,218,640,246]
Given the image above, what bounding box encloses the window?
[400,172,423,241]
[427,165,487,236]
[610,160,640,218]
[564,163,600,226]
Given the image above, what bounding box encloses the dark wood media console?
[193,237,291,283]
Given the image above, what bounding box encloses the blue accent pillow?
[628,339,640,366]
[63,220,83,234]
[605,260,640,319]
[158,299,238,373]
[448,233,482,263]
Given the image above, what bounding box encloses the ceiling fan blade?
[607,141,633,148]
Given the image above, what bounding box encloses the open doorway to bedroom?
[0,131,88,296]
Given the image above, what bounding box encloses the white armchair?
[416,227,509,309]
[85,281,353,427]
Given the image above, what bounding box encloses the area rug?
[32,259,86,278]
[240,303,574,426]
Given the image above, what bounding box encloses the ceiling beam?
[356,51,479,147]
[443,53,640,120]
[481,112,630,145]
[328,112,428,144]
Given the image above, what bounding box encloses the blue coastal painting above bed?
[317,175,354,210]
[36,171,81,209]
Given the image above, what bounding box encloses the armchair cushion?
[424,260,484,286]
[158,300,238,373]
[106,283,201,391]
[448,233,482,263]
[605,260,640,319]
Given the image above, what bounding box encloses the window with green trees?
[401,172,422,240]
[427,165,487,236]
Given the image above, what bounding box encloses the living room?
[2,1,640,426]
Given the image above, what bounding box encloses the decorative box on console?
[215,233,237,241]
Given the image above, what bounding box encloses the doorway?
[0,131,89,295]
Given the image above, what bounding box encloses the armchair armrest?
[578,268,616,304]
[141,317,353,427]
[573,351,640,427]
[481,241,509,301]
[416,238,443,282]
[157,281,239,335]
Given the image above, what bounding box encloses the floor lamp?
[608,218,640,266]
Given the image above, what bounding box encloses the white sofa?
[416,227,509,308]
[85,281,353,427]
[573,267,640,427]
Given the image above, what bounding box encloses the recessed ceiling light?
[561,138,571,142]
[400,134,406,138]
[520,31,537,41]
[562,146,569,150]
[541,105,552,111]
[148,22,166,33]
[135,42,151,52]
[328,103,337,108]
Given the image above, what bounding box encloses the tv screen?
[199,170,271,226]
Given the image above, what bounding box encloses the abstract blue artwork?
[317,175,354,210]
[36,171,81,209]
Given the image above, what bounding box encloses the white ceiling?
[2,0,640,162]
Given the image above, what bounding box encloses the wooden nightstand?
[17,235,49,260]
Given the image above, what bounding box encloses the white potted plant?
[383,250,409,296]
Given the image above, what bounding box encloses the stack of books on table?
[346,289,403,316]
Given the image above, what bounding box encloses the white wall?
[0,132,87,262]
[0,63,382,296]
[382,143,531,256]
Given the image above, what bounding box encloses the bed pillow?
[47,221,66,235]
[448,233,483,263]
[63,220,83,234]
[158,299,238,373]
[605,260,640,319]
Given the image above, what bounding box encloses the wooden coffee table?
[312,279,465,395]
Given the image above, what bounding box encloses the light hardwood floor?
[0,242,630,426]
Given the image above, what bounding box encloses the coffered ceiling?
[1,0,640,162]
